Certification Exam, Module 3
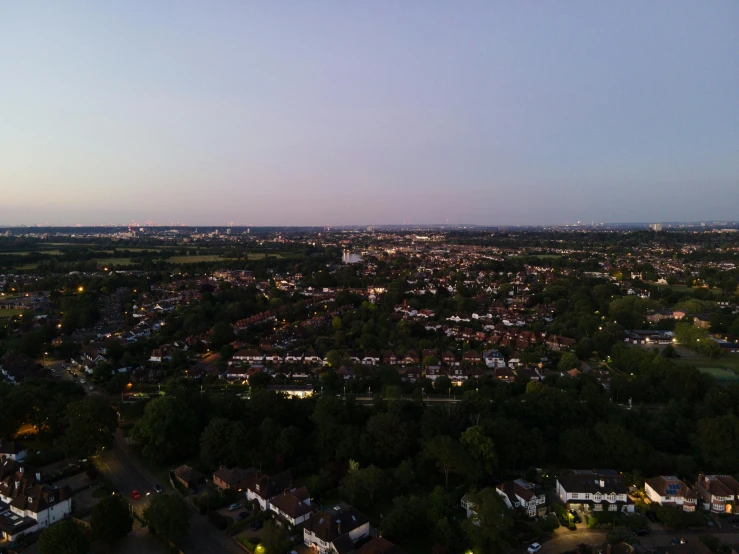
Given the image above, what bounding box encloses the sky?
[1,1,738,226]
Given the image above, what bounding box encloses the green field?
[679,354,739,373]
[698,367,739,381]
[168,255,231,263]
[0,309,24,318]
[92,258,133,266]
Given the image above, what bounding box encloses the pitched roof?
[557,470,628,496]
[213,466,256,487]
[270,487,312,520]
[247,470,292,500]
[356,537,405,554]
[304,502,368,546]
[645,476,696,499]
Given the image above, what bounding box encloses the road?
[98,432,241,554]
[532,526,739,554]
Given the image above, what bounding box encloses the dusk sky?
[1,2,737,226]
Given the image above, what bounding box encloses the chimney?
[599,479,605,488]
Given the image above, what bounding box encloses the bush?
[238,537,258,551]
[656,506,707,529]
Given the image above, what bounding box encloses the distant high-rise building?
[650,223,663,231]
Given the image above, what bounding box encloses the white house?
[556,470,634,513]
[245,471,293,512]
[496,479,548,517]
[644,476,697,512]
[269,487,312,527]
[0,441,27,463]
[483,349,506,369]
[0,470,73,542]
[303,503,370,554]
[232,349,264,364]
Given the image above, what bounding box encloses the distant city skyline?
[1,1,737,226]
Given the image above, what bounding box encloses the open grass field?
[0,309,24,318]
[678,354,739,372]
[698,367,739,381]
[92,257,134,266]
[167,255,232,263]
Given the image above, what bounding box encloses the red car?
[131,490,141,500]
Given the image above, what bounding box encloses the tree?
[59,397,117,456]
[200,417,233,468]
[558,352,580,372]
[260,520,291,554]
[209,321,234,349]
[130,396,200,464]
[325,349,342,368]
[463,487,513,553]
[332,316,343,331]
[38,520,90,554]
[434,375,452,395]
[461,425,498,477]
[91,496,133,545]
[694,414,739,472]
[424,435,463,489]
[105,372,130,395]
[144,494,190,540]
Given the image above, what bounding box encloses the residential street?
[99,430,242,554]
[531,527,739,554]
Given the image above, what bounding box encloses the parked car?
[635,529,650,536]
[569,509,582,523]
[236,511,248,521]
[153,484,163,493]
[228,503,242,512]
[528,543,542,554]
[250,520,263,531]
[80,379,86,384]
[131,490,141,500]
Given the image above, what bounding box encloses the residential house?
[304,350,324,365]
[402,350,419,366]
[212,466,255,493]
[174,465,205,490]
[383,351,398,366]
[269,487,312,528]
[355,537,406,554]
[555,470,634,513]
[362,352,380,366]
[496,479,548,517]
[232,349,264,364]
[246,471,293,511]
[0,442,27,463]
[695,474,739,513]
[284,351,303,364]
[441,351,457,366]
[644,476,697,512]
[462,350,482,365]
[483,349,506,369]
[264,352,282,365]
[303,502,370,554]
[404,366,422,383]
[0,469,73,542]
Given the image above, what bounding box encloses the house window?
[571,494,579,499]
